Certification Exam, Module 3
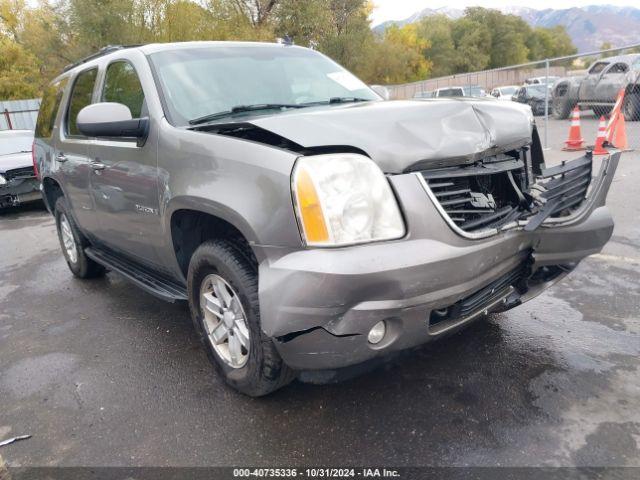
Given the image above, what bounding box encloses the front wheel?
[187,240,295,396]
[552,96,573,119]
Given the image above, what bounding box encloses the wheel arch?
[41,176,65,214]
[167,200,262,279]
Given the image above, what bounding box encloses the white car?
[491,86,519,101]
[432,86,486,98]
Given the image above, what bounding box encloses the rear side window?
[607,63,628,74]
[102,61,145,118]
[66,68,98,136]
[35,78,68,139]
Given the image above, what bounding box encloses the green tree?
[0,36,40,99]
[414,15,455,77]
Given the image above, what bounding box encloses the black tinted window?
[35,78,68,139]
[66,68,97,136]
[102,61,145,118]
[607,63,628,74]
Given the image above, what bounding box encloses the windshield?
[0,131,33,156]
[149,45,380,126]
[500,87,517,95]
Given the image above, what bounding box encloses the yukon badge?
[470,192,497,209]
[135,204,158,215]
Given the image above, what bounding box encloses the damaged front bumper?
[259,151,620,370]
[0,177,41,208]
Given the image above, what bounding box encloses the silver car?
[35,42,619,396]
[0,129,40,209]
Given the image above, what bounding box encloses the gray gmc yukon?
[35,42,620,396]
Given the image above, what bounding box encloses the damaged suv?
[35,42,619,396]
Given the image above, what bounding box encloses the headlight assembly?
[292,153,405,247]
[0,174,6,186]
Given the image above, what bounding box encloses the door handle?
[56,153,68,163]
[91,162,107,171]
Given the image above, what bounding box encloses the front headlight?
[292,153,405,247]
[0,174,6,186]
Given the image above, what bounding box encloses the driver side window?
[102,61,146,118]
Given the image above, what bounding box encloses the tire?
[54,197,105,279]
[623,93,640,121]
[552,96,573,119]
[187,239,295,396]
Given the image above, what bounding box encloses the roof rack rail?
[63,44,143,72]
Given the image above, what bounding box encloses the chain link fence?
[386,44,640,156]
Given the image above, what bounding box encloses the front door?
[88,60,163,268]
[578,61,609,102]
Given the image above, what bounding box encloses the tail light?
[32,141,39,179]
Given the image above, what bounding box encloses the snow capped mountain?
[373,4,640,53]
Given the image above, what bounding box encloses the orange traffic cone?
[593,116,609,155]
[605,89,625,142]
[562,107,585,151]
[611,114,630,151]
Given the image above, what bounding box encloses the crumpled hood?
[0,152,32,174]
[249,99,534,173]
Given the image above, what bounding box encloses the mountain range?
[373,5,640,53]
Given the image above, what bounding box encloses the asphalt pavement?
[0,144,639,468]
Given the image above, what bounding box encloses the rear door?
[87,55,162,268]
[596,62,628,102]
[56,68,99,231]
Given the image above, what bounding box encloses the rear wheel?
[187,239,295,396]
[623,93,640,121]
[54,197,105,278]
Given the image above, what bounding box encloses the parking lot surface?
[1,147,639,467]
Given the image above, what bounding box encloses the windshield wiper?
[328,97,371,104]
[298,97,372,107]
[189,103,305,125]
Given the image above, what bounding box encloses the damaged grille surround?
[417,150,595,239]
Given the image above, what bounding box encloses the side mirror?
[77,102,149,140]
[370,85,390,101]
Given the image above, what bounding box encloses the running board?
[85,247,187,303]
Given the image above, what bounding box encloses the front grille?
[4,166,35,181]
[422,157,529,233]
[524,156,592,231]
[430,262,530,328]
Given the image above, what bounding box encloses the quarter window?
[102,61,145,118]
[66,68,98,136]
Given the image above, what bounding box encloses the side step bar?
[85,247,187,303]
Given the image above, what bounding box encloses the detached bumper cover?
[259,152,620,370]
